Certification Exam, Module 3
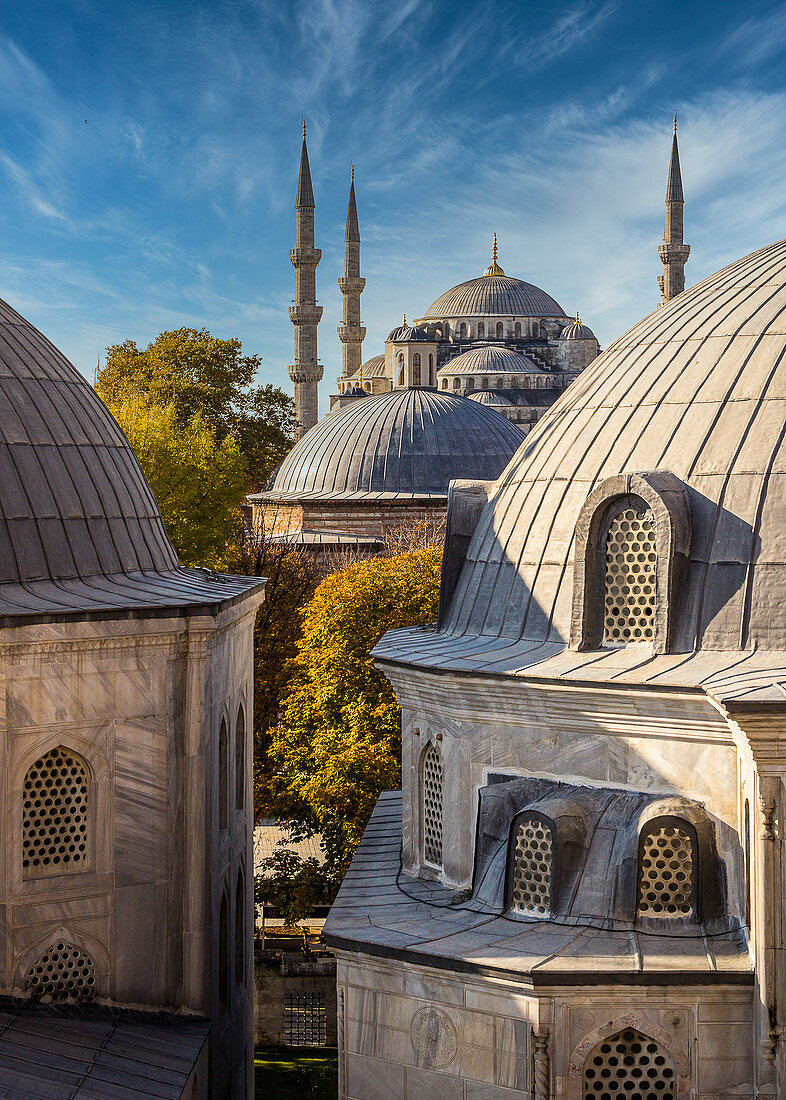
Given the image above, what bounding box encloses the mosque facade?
[0,297,262,1097]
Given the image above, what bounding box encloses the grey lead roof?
[437,344,547,375]
[420,274,567,320]
[323,793,750,984]
[0,1000,210,1099]
[253,387,524,501]
[0,296,264,622]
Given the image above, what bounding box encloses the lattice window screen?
[25,941,96,1002]
[603,504,657,644]
[583,1028,676,1099]
[422,744,443,867]
[285,992,326,1046]
[638,821,694,918]
[510,817,552,916]
[23,747,89,875]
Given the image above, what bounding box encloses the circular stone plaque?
[410,1006,458,1069]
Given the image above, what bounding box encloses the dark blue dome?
[258,388,524,500]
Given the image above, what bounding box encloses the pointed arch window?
[421,743,443,868]
[584,1029,676,1099]
[637,817,696,919]
[459,322,467,339]
[509,814,553,917]
[603,500,657,645]
[23,747,90,876]
[25,941,96,1002]
[235,869,246,984]
[428,353,434,385]
[514,322,521,338]
[235,705,245,813]
[477,322,485,338]
[413,353,421,385]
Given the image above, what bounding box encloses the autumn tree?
[97,328,294,490]
[109,397,247,569]
[261,546,442,875]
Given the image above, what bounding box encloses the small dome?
[468,390,514,406]
[438,345,546,376]
[387,316,430,343]
[347,384,368,397]
[256,388,523,500]
[422,275,566,320]
[559,316,596,341]
[349,354,386,379]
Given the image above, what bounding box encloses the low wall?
[253,498,447,542]
[255,948,337,1048]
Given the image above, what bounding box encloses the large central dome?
[421,274,567,320]
[258,388,523,500]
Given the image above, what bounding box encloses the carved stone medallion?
[410,1006,458,1069]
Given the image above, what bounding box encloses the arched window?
[638,817,696,919]
[477,322,485,338]
[25,941,96,1002]
[428,353,434,385]
[514,322,521,338]
[496,321,504,338]
[421,743,443,868]
[441,378,448,390]
[467,377,474,390]
[235,869,245,984]
[496,377,504,389]
[510,815,553,917]
[219,719,228,830]
[413,353,421,385]
[584,1029,676,1099]
[452,377,460,390]
[235,705,245,812]
[442,322,450,337]
[481,377,489,389]
[219,890,229,1012]
[603,500,657,645]
[397,353,405,387]
[459,322,467,339]
[23,747,90,876]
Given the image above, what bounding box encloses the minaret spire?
[338,166,365,384]
[658,111,690,304]
[288,123,323,438]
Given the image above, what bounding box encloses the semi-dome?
[0,297,259,620]
[467,390,514,407]
[437,236,786,656]
[421,275,566,320]
[438,345,546,376]
[256,387,523,500]
[349,354,386,379]
[559,316,596,341]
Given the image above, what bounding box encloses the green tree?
[97,328,294,490]
[262,546,442,875]
[254,849,335,931]
[109,397,247,569]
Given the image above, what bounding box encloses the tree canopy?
[97,327,294,490]
[109,397,247,569]
[259,546,442,874]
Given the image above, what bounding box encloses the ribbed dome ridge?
[0,297,179,587]
[422,275,566,319]
[260,388,523,499]
[439,345,546,375]
[442,236,786,653]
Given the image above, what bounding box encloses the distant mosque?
[249,118,690,552]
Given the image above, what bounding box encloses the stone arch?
[569,1016,689,1087]
[22,746,92,877]
[507,810,555,917]
[235,702,246,813]
[570,472,691,654]
[15,926,110,1000]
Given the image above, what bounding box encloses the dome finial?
[302,116,307,139]
[576,310,581,323]
[402,313,407,326]
[673,109,678,134]
[484,233,505,277]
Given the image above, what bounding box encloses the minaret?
[338,166,366,382]
[288,122,323,438]
[658,112,690,305]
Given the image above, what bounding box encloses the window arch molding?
[419,739,443,871]
[570,471,691,653]
[21,745,95,879]
[15,926,109,999]
[571,1019,689,1093]
[636,814,699,922]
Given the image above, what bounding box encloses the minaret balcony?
[338,325,366,343]
[658,243,690,265]
[288,362,325,384]
[290,247,322,267]
[338,277,366,294]
[289,305,324,324]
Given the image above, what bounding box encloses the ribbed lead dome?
[0,297,177,585]
[259,388,523,500]
[438,345,545,376]
[421,275,566,320]
[442,236,786,653]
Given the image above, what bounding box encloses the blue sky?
[1,0,786,414]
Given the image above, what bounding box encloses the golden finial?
[351,163,355,183]
[402,314,407,326]
[483,232,505,277]
[576,311,581,324]
[673,110,677,134]
[302,117,307,139]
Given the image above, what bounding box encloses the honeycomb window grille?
[583,1028,676,1100]
[422,743,443,868]
[25,941,97,1002]
[638,818,696,919]
[285,992,326,1046]
[23,747,90,876]
[510,815,553,917]
[603,501,657,645]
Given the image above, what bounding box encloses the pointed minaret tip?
[345,166,360,242]
[665,112,684,204]
[302,117,307,139]
[296,121,315,208]
[673,110,678,134]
